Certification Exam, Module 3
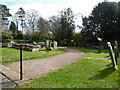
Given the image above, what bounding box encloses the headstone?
[32,48,39,52]
[33,42,37,45]
[53,41,57,49]
[114,41,119,65]
[7,42,13,47]
[49,41,52,47]
[46,40,49,48]
[38,42,45,47]
[37,45,41,48]
[107,42,117,70]
[7,41,16,47]
[97,38,102,53]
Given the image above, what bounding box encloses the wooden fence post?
[107,42,117,70]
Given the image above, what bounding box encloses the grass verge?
[1,47,65,63]
[21,47,118,88]
[70,47,109,58]
[22,58,118,88]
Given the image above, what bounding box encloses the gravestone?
[38,42,45,47]
[114,41,119,65]
[97,38,102,53]
[46,40,49,48]
[49,41,52,47]
[107,42,117,70]
[53,41,57,49]
[33,42,37,45]
[7,41,16,47]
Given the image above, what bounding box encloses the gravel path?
[5,47,86,79]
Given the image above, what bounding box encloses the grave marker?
[53,41,57,49]
[46,40,49,48]
[114,41,119,65]
[107,42,117,70]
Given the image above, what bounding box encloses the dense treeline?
[80,1,120,46]
[1,1,120,46]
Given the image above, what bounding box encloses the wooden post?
[107,42,117,70]
[20,44,23,80]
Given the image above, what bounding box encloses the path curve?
[5,47,86,79]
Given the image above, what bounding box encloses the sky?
[1,0,120,32]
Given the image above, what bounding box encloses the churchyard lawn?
[21,47,119,88]
[1,47,65,63]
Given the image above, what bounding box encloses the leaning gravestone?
[107,42,117,70]
[114,41,119,65]
[53,41,57,49]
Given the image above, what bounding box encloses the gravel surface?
[5,47,86,79]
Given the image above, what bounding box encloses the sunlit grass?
[22,58,118,88]
[21,47,118,88]
[71,47,109,58]
[1,47,65,63]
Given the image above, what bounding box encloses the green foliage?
[9,21,17,33]
[1,47,65,63]
[2,31,13,42]
[17,31,23,39]
[37,17,50,39]
[59,8,75,43]
[0,4,11,20]
[117,2,120,41]
[81,2,120,42]
[73,32,82,46]
[9,21,19,39]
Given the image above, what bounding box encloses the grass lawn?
[22,59,118,88]
[71,47,109,58]
[21,47,119,88]
[1,47,65,63]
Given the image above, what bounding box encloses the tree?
[117,2,120,41]
[12,14,19,30]
[26,9,39,32]
[15,7,25,33]
[91,2,118,41]
[9,21,17,33]
[59,8,75,44]
[25,9,40,41]
[0,4,11,30]
[17,31,23,39]
[48,16,61,41]
[9,21,18,39]
[0,4,11,20]
[2,30,13,42]
[37,17,50,38]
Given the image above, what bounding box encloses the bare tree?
[26,9,39,32]
[25,9,40,41]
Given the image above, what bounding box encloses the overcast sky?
[1,0,120,32]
